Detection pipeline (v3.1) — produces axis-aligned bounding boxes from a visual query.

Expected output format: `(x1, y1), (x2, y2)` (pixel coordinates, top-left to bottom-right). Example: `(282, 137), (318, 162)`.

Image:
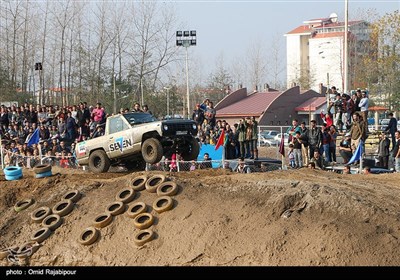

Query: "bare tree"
(230, 56), (247, 91)
(268, 33), (285, 90)
(246, 39), (268, 91)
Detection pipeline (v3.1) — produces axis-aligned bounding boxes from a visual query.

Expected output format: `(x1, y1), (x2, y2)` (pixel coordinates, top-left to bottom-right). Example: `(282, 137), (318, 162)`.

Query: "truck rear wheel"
(182, 137), (200, 161)
(141, 138), (163, 164)
(89, 150), (111, 173)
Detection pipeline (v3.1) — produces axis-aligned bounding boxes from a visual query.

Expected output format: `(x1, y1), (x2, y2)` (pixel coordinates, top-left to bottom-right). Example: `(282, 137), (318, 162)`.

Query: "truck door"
(106, 116), (134, 158)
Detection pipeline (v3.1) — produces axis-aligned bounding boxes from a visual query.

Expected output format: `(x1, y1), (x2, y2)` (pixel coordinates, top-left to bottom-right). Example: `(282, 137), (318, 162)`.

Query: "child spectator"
(288, 144), (295, 168)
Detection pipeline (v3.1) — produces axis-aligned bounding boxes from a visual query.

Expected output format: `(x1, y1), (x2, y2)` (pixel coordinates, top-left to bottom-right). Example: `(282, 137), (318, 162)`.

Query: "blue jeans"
(322, 144), (331, 162)
(395, 157), (400, 173)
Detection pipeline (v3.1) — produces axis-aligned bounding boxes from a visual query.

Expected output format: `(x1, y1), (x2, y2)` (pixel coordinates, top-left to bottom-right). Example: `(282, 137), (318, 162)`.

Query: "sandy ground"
(1, 147), (400, 266)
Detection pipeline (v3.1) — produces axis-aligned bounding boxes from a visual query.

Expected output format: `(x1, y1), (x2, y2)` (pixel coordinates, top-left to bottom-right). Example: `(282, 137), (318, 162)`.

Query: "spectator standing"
(288, 144), (295, 168)
(0, 106), (9, 131)
(77, 102), (91, 127)
(286, 119), (301, 144)
(192, 104), (205, 126)
(349, 112), (366, 153)
(237, 118), (247, 159)
(329, 125), (338, 163)
(66, 112), (77, 142)
(91, 103), (104, 130)
(250, 116), (258, 160)
(307, 119), (322, 160)
(377, 132), (390, 169)
(293, 131), (303, 168)
(205, 101), (216, 128)
(385, 113), (398, 151)
(358, 91), (369, 131)
(320, 124), (332, 162)
(299, 121), (309, 165)
(392, 131), (400, 173)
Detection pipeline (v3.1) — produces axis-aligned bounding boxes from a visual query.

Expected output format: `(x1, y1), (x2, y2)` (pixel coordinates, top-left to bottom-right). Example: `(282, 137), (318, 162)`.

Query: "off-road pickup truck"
(75, 112), (199, 173)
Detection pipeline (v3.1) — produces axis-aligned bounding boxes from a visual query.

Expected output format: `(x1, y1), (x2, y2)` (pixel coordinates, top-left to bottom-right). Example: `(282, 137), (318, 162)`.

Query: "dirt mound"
(1, 166), (400, 266)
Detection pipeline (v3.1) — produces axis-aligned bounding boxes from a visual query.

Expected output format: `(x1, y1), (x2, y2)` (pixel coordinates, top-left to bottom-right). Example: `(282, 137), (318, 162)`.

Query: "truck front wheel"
(141, 138), (163, 164)
(88, 150), (111, 173)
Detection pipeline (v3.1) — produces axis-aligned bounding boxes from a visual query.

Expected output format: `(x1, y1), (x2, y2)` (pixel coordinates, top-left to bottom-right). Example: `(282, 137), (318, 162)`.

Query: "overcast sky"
(174, 0), (400, 83)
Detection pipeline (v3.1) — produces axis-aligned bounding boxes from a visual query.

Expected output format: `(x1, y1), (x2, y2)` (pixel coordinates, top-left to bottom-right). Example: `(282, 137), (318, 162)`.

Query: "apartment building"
(285, 13), (370, 93)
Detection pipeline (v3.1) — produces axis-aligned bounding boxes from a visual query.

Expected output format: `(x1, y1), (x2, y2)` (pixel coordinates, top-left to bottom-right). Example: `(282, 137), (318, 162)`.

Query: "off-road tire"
(88, 150), (111, 173)
(78, 227), (99, 246)
(157, 181), (178, 197)
(30, 206), (52, 223)
(141, 138), (163, 164)
(134, 229), (154, 246)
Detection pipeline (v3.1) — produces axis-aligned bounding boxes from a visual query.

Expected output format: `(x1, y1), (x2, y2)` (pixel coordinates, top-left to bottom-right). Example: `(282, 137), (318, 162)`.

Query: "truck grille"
(162, 121), (197, 136)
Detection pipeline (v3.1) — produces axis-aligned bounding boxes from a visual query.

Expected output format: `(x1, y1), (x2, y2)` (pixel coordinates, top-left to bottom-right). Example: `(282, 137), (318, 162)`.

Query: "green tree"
(361, 10), (400, 111)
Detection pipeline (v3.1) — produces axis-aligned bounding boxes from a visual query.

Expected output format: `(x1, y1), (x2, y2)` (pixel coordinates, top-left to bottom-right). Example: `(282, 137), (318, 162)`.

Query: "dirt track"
(1, 163), (400, 266)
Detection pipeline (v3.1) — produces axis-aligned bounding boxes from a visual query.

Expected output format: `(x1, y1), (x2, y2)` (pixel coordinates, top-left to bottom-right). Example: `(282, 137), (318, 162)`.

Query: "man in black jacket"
(307, 119), (322, 160)
(385, 113), (398, 151)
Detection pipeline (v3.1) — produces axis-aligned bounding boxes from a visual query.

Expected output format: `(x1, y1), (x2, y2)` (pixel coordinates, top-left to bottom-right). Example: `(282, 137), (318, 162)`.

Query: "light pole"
(176, 30), (196, 119)
(164, 86), (171, 117)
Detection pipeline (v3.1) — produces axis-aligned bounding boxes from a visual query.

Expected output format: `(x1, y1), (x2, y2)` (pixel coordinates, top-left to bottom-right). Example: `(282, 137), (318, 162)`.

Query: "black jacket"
(385, 117), (398, 134)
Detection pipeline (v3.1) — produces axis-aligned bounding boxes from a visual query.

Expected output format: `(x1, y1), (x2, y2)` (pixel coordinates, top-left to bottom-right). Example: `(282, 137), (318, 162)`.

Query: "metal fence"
(146, 159), (282, 173)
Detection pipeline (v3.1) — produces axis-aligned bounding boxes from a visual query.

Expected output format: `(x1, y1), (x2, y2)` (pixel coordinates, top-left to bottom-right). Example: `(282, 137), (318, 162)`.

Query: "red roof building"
(215, 86), (325, 126)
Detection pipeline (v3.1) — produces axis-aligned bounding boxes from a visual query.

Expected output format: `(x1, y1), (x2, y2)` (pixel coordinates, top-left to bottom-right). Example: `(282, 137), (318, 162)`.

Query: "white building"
(285, 13), (370, 93)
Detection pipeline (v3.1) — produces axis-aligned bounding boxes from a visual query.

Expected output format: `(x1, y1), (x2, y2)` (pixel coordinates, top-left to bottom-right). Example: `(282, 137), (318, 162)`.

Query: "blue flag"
(27, 128), (40, 146)
(347, 140), (363, 165)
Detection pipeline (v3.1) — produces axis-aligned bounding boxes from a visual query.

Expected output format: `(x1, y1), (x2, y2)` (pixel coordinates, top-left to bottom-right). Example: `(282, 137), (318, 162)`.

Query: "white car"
(274, 133), (290, 145)
(260, 130), (280, 138)
(259, 135), (278, 146)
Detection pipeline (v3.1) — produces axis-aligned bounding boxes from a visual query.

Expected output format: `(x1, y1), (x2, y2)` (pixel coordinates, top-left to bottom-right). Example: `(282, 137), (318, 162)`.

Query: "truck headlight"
(163, 125), (168, 131)
(192, 124), (197, 130)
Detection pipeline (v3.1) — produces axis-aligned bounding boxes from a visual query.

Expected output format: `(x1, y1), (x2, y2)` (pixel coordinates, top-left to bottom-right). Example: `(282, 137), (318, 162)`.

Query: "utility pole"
(164, 86), (171, 117)
(176, 30), (196, 119)
(113, 74), (117, 114)
(344, 0), (349, 93)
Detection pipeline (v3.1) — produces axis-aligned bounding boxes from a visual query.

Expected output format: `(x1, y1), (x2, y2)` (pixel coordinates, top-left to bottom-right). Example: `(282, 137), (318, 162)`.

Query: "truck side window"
(109, 117), (130, 134)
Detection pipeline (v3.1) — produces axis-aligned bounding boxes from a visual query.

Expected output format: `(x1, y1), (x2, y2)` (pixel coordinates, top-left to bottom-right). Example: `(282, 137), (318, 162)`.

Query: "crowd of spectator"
(1, 89), (399, 174)
(0, 101), (109, 169)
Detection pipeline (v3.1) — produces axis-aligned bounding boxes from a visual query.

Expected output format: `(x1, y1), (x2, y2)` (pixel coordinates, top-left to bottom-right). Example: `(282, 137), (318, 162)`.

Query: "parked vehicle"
(260, 130), (280, 139)
(379, 119), (390, 131)
(259, 135), (278, 146)
(274, 133), (290, 145)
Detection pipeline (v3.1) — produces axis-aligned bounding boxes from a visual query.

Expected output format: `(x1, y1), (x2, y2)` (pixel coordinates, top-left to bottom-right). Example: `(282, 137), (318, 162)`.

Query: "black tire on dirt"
(88, 150), (111, 173)
(141, 138), (163, 164)
(182, 137), (200, 161)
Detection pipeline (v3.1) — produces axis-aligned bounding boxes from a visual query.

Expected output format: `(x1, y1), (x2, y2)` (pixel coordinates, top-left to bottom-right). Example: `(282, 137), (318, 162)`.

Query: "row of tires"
(3, 164), (53, 182)
(129, 174), (178, 246)
(28, 190), (81, 245)
(1, 190), (82, 264)
(78, 174), (178, 247)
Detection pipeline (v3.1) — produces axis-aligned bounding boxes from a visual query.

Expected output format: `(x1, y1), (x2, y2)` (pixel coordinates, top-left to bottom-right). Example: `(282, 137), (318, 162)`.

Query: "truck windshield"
(122, 112), (157, 125)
